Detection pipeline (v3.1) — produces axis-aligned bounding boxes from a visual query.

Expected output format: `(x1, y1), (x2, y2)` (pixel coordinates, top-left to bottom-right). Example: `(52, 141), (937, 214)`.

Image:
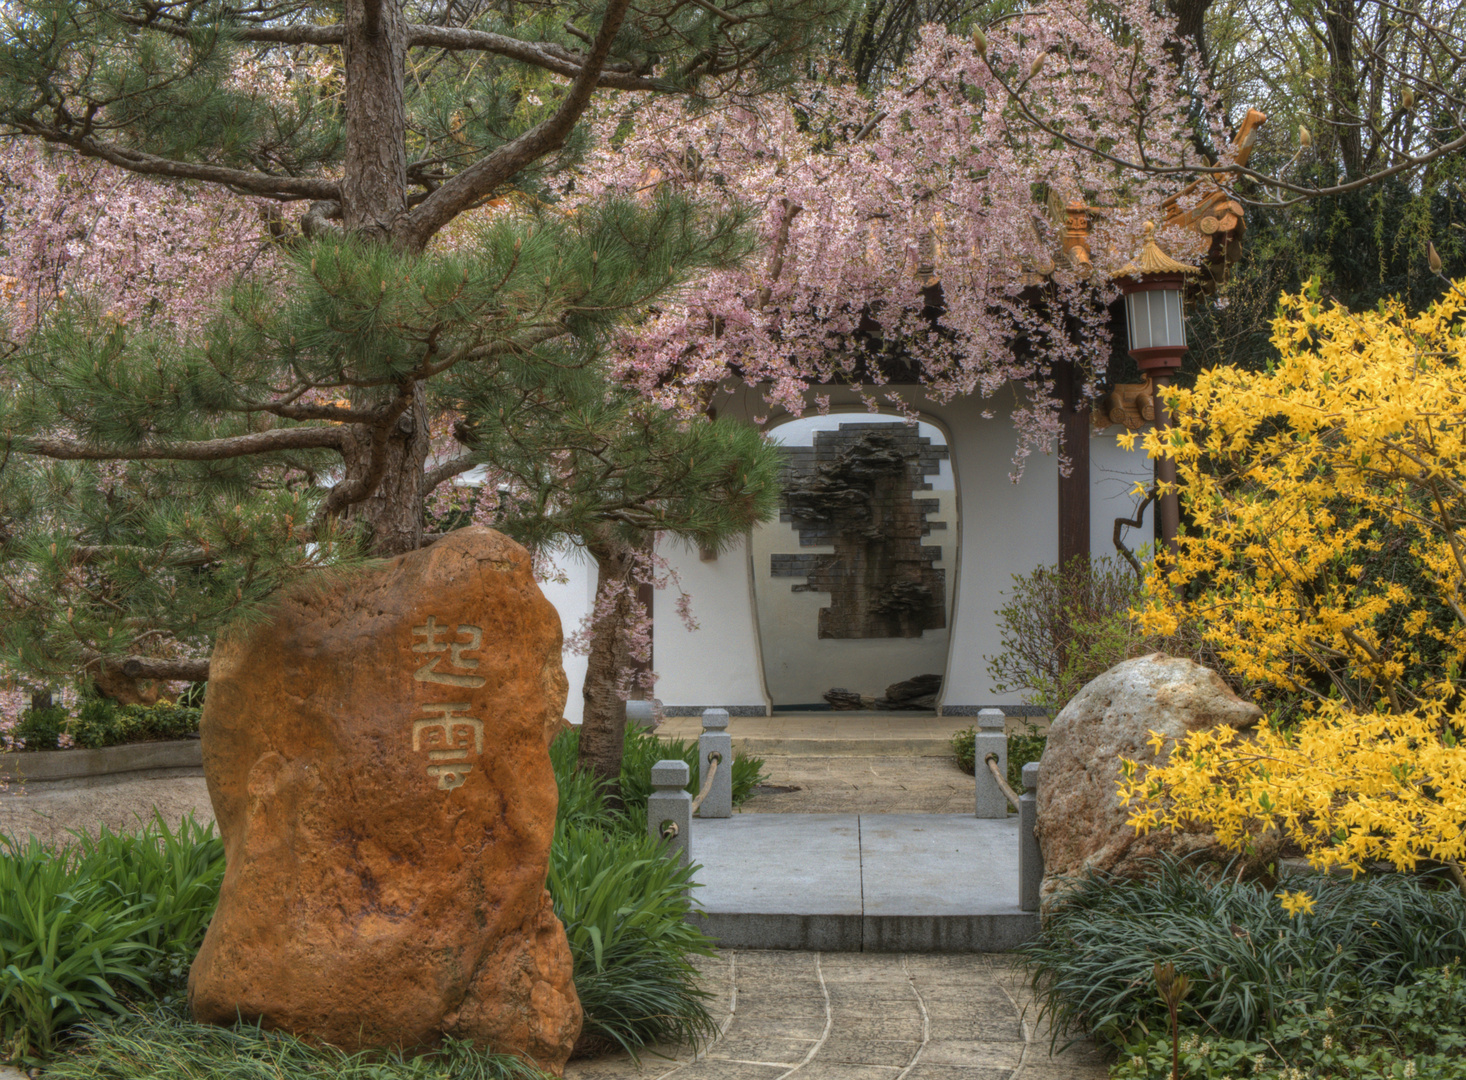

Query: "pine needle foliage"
(0, 0), (845, 694)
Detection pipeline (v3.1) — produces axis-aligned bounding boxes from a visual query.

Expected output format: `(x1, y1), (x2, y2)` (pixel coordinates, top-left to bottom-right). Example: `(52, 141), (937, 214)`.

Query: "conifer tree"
(0, 0), (841, 692)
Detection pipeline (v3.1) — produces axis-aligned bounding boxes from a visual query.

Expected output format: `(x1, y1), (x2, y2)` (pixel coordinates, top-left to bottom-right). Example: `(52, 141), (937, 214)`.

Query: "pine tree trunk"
(577, 539), (640, 809)
(340, 382), (431, 555)
(337, 0), (426, 555)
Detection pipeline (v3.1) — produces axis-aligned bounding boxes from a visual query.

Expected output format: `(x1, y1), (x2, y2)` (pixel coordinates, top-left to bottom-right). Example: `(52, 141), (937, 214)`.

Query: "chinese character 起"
(411, 617), (487, 687)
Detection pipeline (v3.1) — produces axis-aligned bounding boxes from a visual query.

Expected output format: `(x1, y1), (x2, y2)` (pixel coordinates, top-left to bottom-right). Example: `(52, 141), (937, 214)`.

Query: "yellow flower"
(1277, 890), (1316, 918)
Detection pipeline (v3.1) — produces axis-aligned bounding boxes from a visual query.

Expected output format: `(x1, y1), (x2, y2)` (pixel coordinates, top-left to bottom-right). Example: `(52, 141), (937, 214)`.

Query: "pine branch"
(116, 19), (660, 90)
(404, 26), (659, 90)
(424, 452), (482, 493)
(17, 427), (346, 461)
(71, 545), (214, 568)
(8, 121), (341, 202)
(79, 649), (211, 683)
(398, 0), (634, 249)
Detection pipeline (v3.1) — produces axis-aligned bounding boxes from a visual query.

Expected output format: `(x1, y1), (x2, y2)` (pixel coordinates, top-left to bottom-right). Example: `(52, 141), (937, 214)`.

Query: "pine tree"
(446, 354), (782, 799)
(0, 0), (840, 693)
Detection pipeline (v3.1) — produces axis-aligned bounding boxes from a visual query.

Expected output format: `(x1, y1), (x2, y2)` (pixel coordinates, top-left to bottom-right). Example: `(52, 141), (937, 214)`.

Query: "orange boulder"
(188, 527), (580, 1073)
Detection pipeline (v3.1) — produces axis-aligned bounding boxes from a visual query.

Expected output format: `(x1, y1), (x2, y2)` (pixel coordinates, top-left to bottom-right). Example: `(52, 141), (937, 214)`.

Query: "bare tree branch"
(120, 655), (211, 682)
(424, 452), (483, 493)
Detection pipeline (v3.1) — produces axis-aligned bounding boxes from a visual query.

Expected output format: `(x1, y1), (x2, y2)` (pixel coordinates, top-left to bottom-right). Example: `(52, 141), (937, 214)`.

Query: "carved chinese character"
(413, 702), (484, 756)
(426, 762), (473, 791)
(411, 617), (487, 687)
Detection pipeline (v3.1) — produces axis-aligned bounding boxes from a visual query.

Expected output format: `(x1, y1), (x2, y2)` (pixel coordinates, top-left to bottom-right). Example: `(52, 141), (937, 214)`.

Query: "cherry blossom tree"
(576, 13), (1224, 468)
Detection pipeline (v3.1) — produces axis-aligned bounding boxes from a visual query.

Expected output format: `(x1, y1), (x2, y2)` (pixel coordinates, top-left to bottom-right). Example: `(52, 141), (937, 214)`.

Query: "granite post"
(697, 709), (733, 818)
(1019, 762), (1042, 912)
(974, 708), (1009, 818)
(648, 759), (691, 866)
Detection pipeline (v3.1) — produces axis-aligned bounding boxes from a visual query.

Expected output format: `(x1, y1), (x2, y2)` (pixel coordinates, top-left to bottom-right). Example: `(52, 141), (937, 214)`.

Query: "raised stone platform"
(688, 814), (1037, 952)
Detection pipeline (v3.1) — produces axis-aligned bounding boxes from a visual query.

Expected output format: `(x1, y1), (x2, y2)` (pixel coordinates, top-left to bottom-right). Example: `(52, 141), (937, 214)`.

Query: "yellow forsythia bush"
(1117, 279), (1466, 891)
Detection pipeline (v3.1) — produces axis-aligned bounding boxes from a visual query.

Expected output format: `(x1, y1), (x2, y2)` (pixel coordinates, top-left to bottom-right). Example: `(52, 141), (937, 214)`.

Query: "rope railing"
(659, 821), (680, 840)
(985, 753), (1021, 813)
(690, 751), (723, 815)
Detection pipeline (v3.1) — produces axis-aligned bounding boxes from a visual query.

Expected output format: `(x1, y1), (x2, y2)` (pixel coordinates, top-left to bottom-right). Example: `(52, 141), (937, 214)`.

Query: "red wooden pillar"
(1055, 359), (1091, 571)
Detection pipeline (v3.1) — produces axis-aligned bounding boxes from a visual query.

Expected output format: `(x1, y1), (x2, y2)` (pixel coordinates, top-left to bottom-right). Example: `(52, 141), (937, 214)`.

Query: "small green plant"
(11, 705), (68, 750)
(949, 725), (976, 773)
(43, 1009), (548, 1080)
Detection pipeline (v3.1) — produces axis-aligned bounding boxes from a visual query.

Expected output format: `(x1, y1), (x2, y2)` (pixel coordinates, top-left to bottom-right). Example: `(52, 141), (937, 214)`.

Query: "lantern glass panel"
(1124, 287), (1186, 351)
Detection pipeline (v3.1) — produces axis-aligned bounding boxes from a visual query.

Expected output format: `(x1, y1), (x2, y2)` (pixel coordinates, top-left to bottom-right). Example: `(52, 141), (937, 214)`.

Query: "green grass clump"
(1114, 963), (1466, 1079)
(546, 722), (726, 1058)
(0, 815), (224, 1063)
(42, 1010), (547, 1080)
(1019, 857), (1466, 1052)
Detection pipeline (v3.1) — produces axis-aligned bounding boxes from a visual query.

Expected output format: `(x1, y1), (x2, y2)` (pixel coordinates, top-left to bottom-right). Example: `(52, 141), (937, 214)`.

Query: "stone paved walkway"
(738, 757), (975, 815)
(567, 950), (1107, 1080)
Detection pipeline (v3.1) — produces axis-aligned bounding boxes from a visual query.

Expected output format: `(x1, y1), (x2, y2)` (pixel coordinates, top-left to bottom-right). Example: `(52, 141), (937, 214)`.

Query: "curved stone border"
(0, 738), (202, 784)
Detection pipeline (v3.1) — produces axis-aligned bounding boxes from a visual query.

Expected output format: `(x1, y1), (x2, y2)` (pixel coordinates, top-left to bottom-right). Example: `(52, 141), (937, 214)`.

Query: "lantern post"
(1115, 222), (1197, 558)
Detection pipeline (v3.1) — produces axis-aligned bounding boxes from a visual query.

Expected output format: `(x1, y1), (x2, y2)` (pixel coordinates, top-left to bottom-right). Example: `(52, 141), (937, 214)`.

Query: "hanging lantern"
(1115, 222), (1198, 375)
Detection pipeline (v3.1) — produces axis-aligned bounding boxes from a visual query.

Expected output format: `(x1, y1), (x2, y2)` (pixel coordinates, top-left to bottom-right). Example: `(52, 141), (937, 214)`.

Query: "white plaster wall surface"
(651, 535), (769, 713)
(752, 417), (956, 706)
(534, 544), (595, 725)
(534, 385), (1152, 716)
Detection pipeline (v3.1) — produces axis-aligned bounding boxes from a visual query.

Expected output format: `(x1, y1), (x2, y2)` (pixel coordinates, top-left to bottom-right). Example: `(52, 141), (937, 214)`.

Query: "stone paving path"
(567, 950), (1108, 1080)
(738, 757), (975, 815)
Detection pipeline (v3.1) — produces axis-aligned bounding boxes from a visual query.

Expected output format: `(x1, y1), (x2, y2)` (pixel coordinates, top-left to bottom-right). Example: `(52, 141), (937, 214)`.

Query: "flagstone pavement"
(566, 949), (1109, 1080)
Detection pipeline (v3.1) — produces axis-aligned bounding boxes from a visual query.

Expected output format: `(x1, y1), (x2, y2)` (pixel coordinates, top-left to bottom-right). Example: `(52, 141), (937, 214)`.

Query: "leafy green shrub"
(68, 700), (201, 750)
(0, 815), (224, 1064)
(548, 822), (715, 1058)
(1006, 723), (1045, 791)
(43, 1009), (547, 1080)
(949, 723), (1046, 794)
(1114, 964), (1466, 1079)
(986, 555), (1147, 713)
(1019, 857), (1466, 1052)
(12, 705), (68, 750)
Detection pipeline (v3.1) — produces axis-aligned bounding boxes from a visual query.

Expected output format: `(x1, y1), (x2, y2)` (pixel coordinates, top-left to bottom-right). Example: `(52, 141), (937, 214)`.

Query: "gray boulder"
(1034, 653), (1263, 906)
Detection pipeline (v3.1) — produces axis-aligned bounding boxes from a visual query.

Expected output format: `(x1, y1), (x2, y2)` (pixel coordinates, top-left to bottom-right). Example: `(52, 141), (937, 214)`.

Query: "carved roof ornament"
(1115, 222), (1199, 279)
